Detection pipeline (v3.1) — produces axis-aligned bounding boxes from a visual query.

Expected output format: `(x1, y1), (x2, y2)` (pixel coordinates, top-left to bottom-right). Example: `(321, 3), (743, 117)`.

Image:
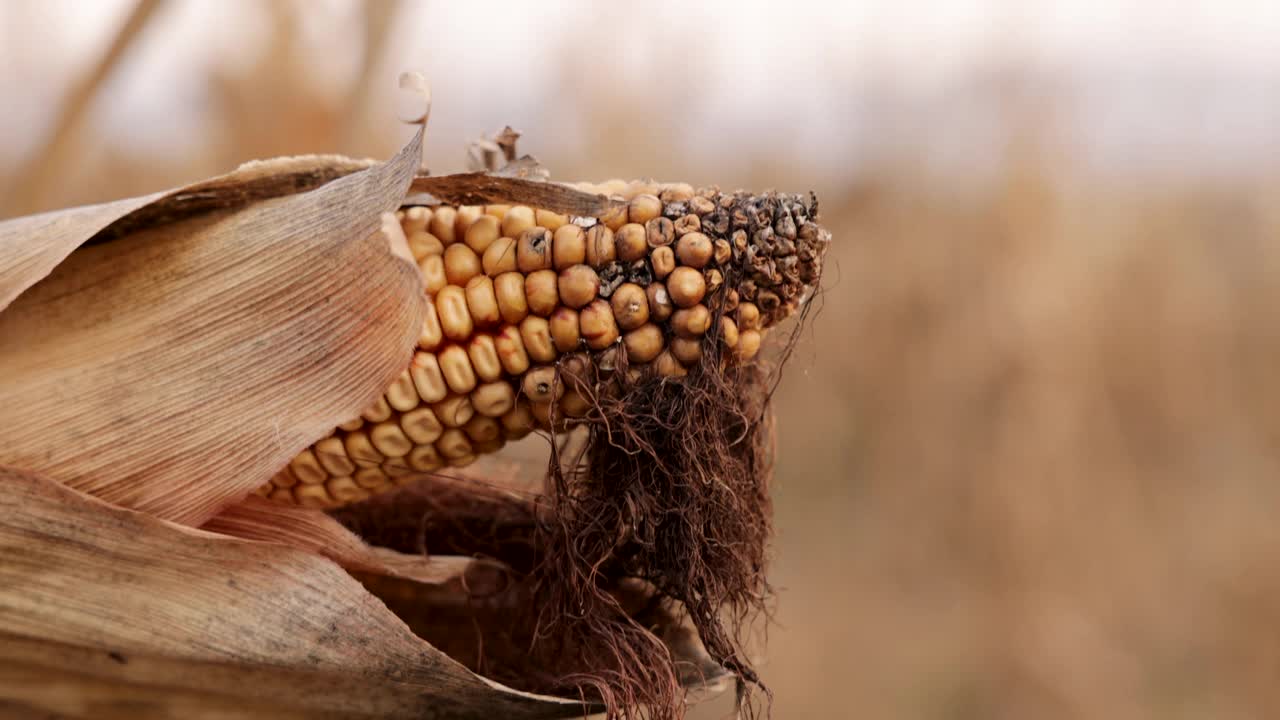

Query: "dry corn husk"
(0, 128), (722, 716)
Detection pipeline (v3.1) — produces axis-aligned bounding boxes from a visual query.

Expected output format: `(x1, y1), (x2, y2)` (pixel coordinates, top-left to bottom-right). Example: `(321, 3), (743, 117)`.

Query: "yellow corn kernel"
(444, 243), (482, 286)
(467, 334), (503, 382)
(464, 276), (501, 327)
(435, 286), (474, 342)
(385, 369), (420, 412)
(410, 351), (448, 403)
(495, 324), (532, 374)
(438, 345), (477, 395)
(482, 236), (519, 276)
(494, 272), (528, 324)
(552, 224), (586, 269)
(519, 315), (558, 363)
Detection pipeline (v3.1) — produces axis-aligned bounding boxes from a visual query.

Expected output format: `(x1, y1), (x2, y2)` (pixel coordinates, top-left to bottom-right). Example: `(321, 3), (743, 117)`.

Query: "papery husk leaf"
(0, 466), (588, 719)
(0, 134), (424, 525)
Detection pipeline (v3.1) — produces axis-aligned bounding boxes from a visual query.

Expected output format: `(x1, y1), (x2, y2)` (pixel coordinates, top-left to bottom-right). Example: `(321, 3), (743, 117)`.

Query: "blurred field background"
(5, 1), (1280, 718)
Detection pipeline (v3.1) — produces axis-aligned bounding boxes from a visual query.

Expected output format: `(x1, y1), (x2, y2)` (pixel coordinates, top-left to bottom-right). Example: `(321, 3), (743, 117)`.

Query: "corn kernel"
(406, 444), (443, 472)
(482, 236), (519, 276)
(500, 399), (536, 439)
(645, 217), (674, 248)
(519, 315), (558, 363)
(655, 349), (687, 377)
(353, 466), (391, 490)
(294, 484), (335, 508)
(433, 395), (475, 427)
(550, 307), (582, 353)
(444, 243), (482, 286)
(410, 351), (448, 403)
(672, 304), (711, 338)
(454, 205), (484, 237)
(463, 415), (502, 444)
(464, 214), (501, 254)
(401, 206), (431, 235)
(467, 334), (502, 382)
(418, 296), (444, 351)
(552, 224), (587, 269)
(464, 275), (501, 327)
(736, 329), (762, 361)
(615, 223), (648, 262)
(436, 428), (473, 460)
(494, 272), (528, 324)
(419, 255), (447, 294)
(675, 232), (713, 268)
(579, 298), (620, 350)
(523, 366), (562, 403)
(669, 336), (703, 366)
(327, 476), (369, 504)
(646, 283), (673, 323)
(495, 325), (532, 374)
(600, 203), (628, 231)
(517, 227), (554, 273)
(524, 269), (559, 316)
(385, 369), (419, 412)
(720, 315), (740, 349)
(436, 286), (474, 341)
(585, 225), (616, 267)
(370, 421), (413, 458)
(439, 344), (478, 394)
(650, 246), (675, 279)
(408, 231), (444, 261)
(737, 302), (761, 330)
(344, 431), (384, 467)
(536, 209), (567, 230)
(472, 380), (516, 417)
(557, 265), (600, 309)
(400, 406), (443, 444)
(628, 194), (662, 224)
(315, 437), (355, 476)
(560, 389), (592, 418)
(429, 206), (458, 244)
(624, 323), (664, 363)
(289, 450), (327, 485)
(360, 396), (392, 423)
(666, 266), (706, 308)
(502, 206), (536, 238)
(611, 283), (649, 330)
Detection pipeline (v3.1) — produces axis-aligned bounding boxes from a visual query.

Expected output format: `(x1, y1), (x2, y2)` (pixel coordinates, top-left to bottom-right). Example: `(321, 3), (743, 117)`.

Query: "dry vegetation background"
(5, 1), (1280, 718)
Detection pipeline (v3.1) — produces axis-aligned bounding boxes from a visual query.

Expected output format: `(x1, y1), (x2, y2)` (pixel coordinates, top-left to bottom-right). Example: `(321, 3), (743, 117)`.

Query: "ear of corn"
(261, 180), (830, 507)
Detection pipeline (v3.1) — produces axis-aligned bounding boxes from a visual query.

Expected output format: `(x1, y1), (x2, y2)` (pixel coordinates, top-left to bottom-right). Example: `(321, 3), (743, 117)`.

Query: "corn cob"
(260, 179), (830, 507)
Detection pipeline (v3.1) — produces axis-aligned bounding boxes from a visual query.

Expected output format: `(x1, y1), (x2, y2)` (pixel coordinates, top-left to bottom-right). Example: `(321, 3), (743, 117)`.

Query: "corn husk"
(0, 129), (724, 717)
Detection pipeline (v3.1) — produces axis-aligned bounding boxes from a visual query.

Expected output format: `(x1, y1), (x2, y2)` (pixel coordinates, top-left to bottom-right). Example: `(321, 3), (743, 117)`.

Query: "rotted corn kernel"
(650, 246), (676, 279)
(579, 299), (620, 350)
(557, 265), (600, 309)
(666, 267), (706, 308)
(645, 217), (674, 248)
(517, 228), (553, 273)
(550, 307), (581, 353)
(646, 283), (673, 323)
(553, 225), (586, 269)
(522, 366), (562, 403)
(585, 225), (616, 267)
(673, 214), (700, 237)
(624, 323), (664, 363)
(611, 283), (650, 330)
(436, 286), (474, 341)
(494, 272), (528, 324)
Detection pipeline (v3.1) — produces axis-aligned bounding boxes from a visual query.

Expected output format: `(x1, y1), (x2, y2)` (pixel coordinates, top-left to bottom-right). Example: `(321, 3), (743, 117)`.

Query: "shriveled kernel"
(495, 325), (532, 373)
(464, 214), (501, 254)
(454, 206), (484, 237)
(289, 450), (327, 485)
(655, 349), (688, 377)
(585, 225), (616, 267)
(611, 283), (650, 330)
(675, 232), (713, 268)
(646, 283), (674, 323)
(650, 246), (676, 279)
(337, 418), (363, 432)
(361, 395), (392, 423)
(522, 366), (563, 403)
(725, 289), (740, 312)
(401, 206), (431, 235)
(672, 304), (712, 338)
(467, 334), (502, 382)
(666, 266), (707, 308)
(629, 194), (662, 224)
(713, 239), (733, 265)
(471, 381), (516, 417)
(408, 231), (444, 261)
(406, 444), (443, 472)
(500, 400), (536, 438)
(560, 389), (592, 418)
(624, 323), (665, 363)
(737, 329), (762, 361)
(524, 269), (559, 316)
(370, 421), (413, 458)
(494, 272), (528, 324)
(578, 299), (620, 350)
(419, 255), (447, 294)
(517, 227), (554, 273)
(327, 476), (369, 504)
(464, 275), (501, 327)
(519, 315), (558, 362)
(400, 406), (443, 445)
(659, 183), (694, 203)
(294, 484), (334, 508)
(690, 195), (716, 215)
(614, 224), (648, 262)
(552, 224), (587, 269)
(439, 345), (478, 394)
(411, 351), (448, 403)
(502, 206), (537, 238)
(386, 369), (419, 412)
(557, 265), (600, 309)
(550, 307), (581, 352)
(429, 206), (458, 244)
(536, 209), (567, 230)
(433, 395), (475, 427)
(482, 236), (519, 276)
(435, 286), (474, 341)
(436, 428), (473, 460)
(315, 437), (356, 476)
(600, 203), (628, 231)
(704, 268), (724, 296)
(645, 217), (674, 248)
(344, 431), (384, 467)
(353, 467), (391, 490)
(670, 336), (703, 366)
(444, 243), (482, 286)
(673, 214), (700, 237)
(463, 415), (502, 444)
(721, 315), (740, 348)
(737, 302), (761, 330)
